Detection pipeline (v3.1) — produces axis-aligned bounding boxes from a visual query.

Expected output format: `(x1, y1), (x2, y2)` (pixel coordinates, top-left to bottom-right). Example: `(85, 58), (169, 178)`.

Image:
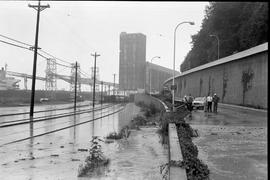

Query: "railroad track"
(0, 103), (91, 117)
(0, 104), (114, 128)
(0, 104), (125, 147)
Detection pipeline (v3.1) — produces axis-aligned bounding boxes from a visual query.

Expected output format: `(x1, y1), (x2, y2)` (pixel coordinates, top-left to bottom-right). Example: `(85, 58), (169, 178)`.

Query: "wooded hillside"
(180, 2), (268, 72)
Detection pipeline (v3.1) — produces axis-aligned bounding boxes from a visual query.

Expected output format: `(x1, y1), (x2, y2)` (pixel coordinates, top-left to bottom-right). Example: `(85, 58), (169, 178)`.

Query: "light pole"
(172, 21), (194, 112)
(149, 56), (160, 95)
(210, 34), (220, 60)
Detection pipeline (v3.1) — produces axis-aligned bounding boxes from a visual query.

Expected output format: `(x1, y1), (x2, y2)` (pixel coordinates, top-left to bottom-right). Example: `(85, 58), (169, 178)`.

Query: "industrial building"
(119, 32), (146, 91)
(146, 62), (179, 94)
(119, 32), (178, 94)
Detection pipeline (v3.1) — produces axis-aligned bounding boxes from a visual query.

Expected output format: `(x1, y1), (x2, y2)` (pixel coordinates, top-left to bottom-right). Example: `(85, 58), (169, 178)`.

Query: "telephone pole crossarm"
(28, 4), (50, 12)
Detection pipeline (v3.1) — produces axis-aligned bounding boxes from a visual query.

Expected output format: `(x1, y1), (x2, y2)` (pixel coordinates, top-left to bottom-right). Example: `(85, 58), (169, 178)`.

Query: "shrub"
(106, 132), (122, 140)
(175, 120), (210, 180)
(132, 115), (147, 126)
(78, 136), (109, 177)
(149, 102), (159, 115)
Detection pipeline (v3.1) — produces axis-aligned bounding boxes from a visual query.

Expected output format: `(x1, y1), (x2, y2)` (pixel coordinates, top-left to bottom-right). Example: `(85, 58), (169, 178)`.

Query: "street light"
(210, 34), (220, 60)
(149, 56), (160, 95)
(172, 21), (194, 112)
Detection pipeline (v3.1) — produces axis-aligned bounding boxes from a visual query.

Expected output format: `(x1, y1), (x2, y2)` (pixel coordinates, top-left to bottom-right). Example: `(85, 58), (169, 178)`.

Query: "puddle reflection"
(29, 119), (34, 159)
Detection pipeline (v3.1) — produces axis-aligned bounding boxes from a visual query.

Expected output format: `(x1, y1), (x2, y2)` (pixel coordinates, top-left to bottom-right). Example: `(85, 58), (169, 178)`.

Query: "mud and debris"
(50, 154), (59, 157)
(71, 158), (80, 161)
(78, 148), (88, 152)
(189, 107), (267, 180)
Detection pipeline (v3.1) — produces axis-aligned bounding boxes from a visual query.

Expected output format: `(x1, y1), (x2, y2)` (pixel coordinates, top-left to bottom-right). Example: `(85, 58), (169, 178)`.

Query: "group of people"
(204, 93), (220, 113)
(183, 93), (220, 114)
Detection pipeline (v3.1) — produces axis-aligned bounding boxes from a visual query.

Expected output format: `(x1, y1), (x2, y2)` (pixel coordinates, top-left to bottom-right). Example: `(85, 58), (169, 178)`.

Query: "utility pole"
(74, 62), (78, 110)
(91, 52), (100, 108)
(101, 81), (103, 105)
(89, 83), (92, 101)
(29, 0), (50, 118)
(113, 73), (116, 96)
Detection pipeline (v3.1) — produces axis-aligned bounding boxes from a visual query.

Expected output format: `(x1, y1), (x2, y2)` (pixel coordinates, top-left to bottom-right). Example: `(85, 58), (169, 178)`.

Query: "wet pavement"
(0, 103), (168, 180)
(186, 105), (267, 180)
(0, 101), (91, 116)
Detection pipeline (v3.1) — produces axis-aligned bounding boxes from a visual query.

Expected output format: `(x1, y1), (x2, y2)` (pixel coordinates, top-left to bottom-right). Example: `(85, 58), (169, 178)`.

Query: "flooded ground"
(0, 101), (91, 115)
(0, 103), (168, 180)
(187, 105), (267, 180)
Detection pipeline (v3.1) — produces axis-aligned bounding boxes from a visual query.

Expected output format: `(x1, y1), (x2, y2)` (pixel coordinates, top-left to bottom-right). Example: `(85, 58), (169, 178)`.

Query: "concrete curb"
(157, 97), (187, 179)
(169, 123), (187, 180)
(152, 96), (170, 112)
(219, 103), (267, 113)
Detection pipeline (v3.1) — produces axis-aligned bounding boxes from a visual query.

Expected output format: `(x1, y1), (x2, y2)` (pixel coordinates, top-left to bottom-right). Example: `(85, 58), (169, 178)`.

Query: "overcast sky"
(0, 1), (209, 91)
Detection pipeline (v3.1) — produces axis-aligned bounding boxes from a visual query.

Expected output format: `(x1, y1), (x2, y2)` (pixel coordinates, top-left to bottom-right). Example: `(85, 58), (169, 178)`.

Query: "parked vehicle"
(192, 97), (206, 110)
(40, 98), (49, 103)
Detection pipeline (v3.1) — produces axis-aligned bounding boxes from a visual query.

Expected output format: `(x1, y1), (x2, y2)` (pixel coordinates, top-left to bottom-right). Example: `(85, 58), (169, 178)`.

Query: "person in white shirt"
(207, 94), (213, 112)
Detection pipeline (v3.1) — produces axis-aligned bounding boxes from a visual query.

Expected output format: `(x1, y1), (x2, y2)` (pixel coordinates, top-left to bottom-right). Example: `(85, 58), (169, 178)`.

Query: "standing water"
(0, 103), (168, 180)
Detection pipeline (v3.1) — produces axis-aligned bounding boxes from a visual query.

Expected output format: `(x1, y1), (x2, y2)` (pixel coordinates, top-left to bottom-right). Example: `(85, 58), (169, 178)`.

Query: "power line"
(80, 69), (91, 78)
(36, 51), (72, 68)
(0, 34), (33, 47)
(78, 70), (90, 78)
(0, 39), (30, 50)
(0, 34), (72, 68)
(39, 49), (72, 65)
(55, 61), (72, 68)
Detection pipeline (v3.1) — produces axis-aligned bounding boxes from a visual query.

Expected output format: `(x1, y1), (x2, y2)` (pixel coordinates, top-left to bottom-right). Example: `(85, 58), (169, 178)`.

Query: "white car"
(192, 97), (206, 110)
(40, 98), (49, 103)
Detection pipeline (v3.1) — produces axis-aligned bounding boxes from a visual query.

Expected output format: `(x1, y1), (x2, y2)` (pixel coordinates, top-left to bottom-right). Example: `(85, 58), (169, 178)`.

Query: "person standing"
(204, 95), (208, 112)
(183, 95), (188, 109)
(188, 94), (194, 111)
(213, 93), (220, 113)
(187, 94), (194, 117)
(207, 94), (213, 112)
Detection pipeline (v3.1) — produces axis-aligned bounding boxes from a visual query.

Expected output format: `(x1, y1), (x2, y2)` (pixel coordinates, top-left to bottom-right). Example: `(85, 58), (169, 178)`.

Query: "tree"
(180, 2), (268, 72)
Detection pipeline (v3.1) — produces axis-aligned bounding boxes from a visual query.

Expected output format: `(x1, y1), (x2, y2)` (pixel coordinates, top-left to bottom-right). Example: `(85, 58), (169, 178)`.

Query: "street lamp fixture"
(172, 21), (195, 112)
(209, 34), (220, 60)
(149, 56), (160, 95)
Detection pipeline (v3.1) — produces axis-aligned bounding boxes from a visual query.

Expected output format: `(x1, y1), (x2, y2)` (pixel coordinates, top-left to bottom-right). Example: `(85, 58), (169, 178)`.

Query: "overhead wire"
(0, 39), (31, 51)
(39, 49), (73, 65)
(80, 69), (92, 78)
(0, 33), (93, 80)
(78, 70), (90, 78)
(0, 33), (72, 69)
(0, 34), (33, 47)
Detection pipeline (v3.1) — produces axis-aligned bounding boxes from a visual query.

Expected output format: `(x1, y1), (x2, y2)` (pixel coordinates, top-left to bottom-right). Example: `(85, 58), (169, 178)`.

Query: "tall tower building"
(119, 32), (146, 91)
